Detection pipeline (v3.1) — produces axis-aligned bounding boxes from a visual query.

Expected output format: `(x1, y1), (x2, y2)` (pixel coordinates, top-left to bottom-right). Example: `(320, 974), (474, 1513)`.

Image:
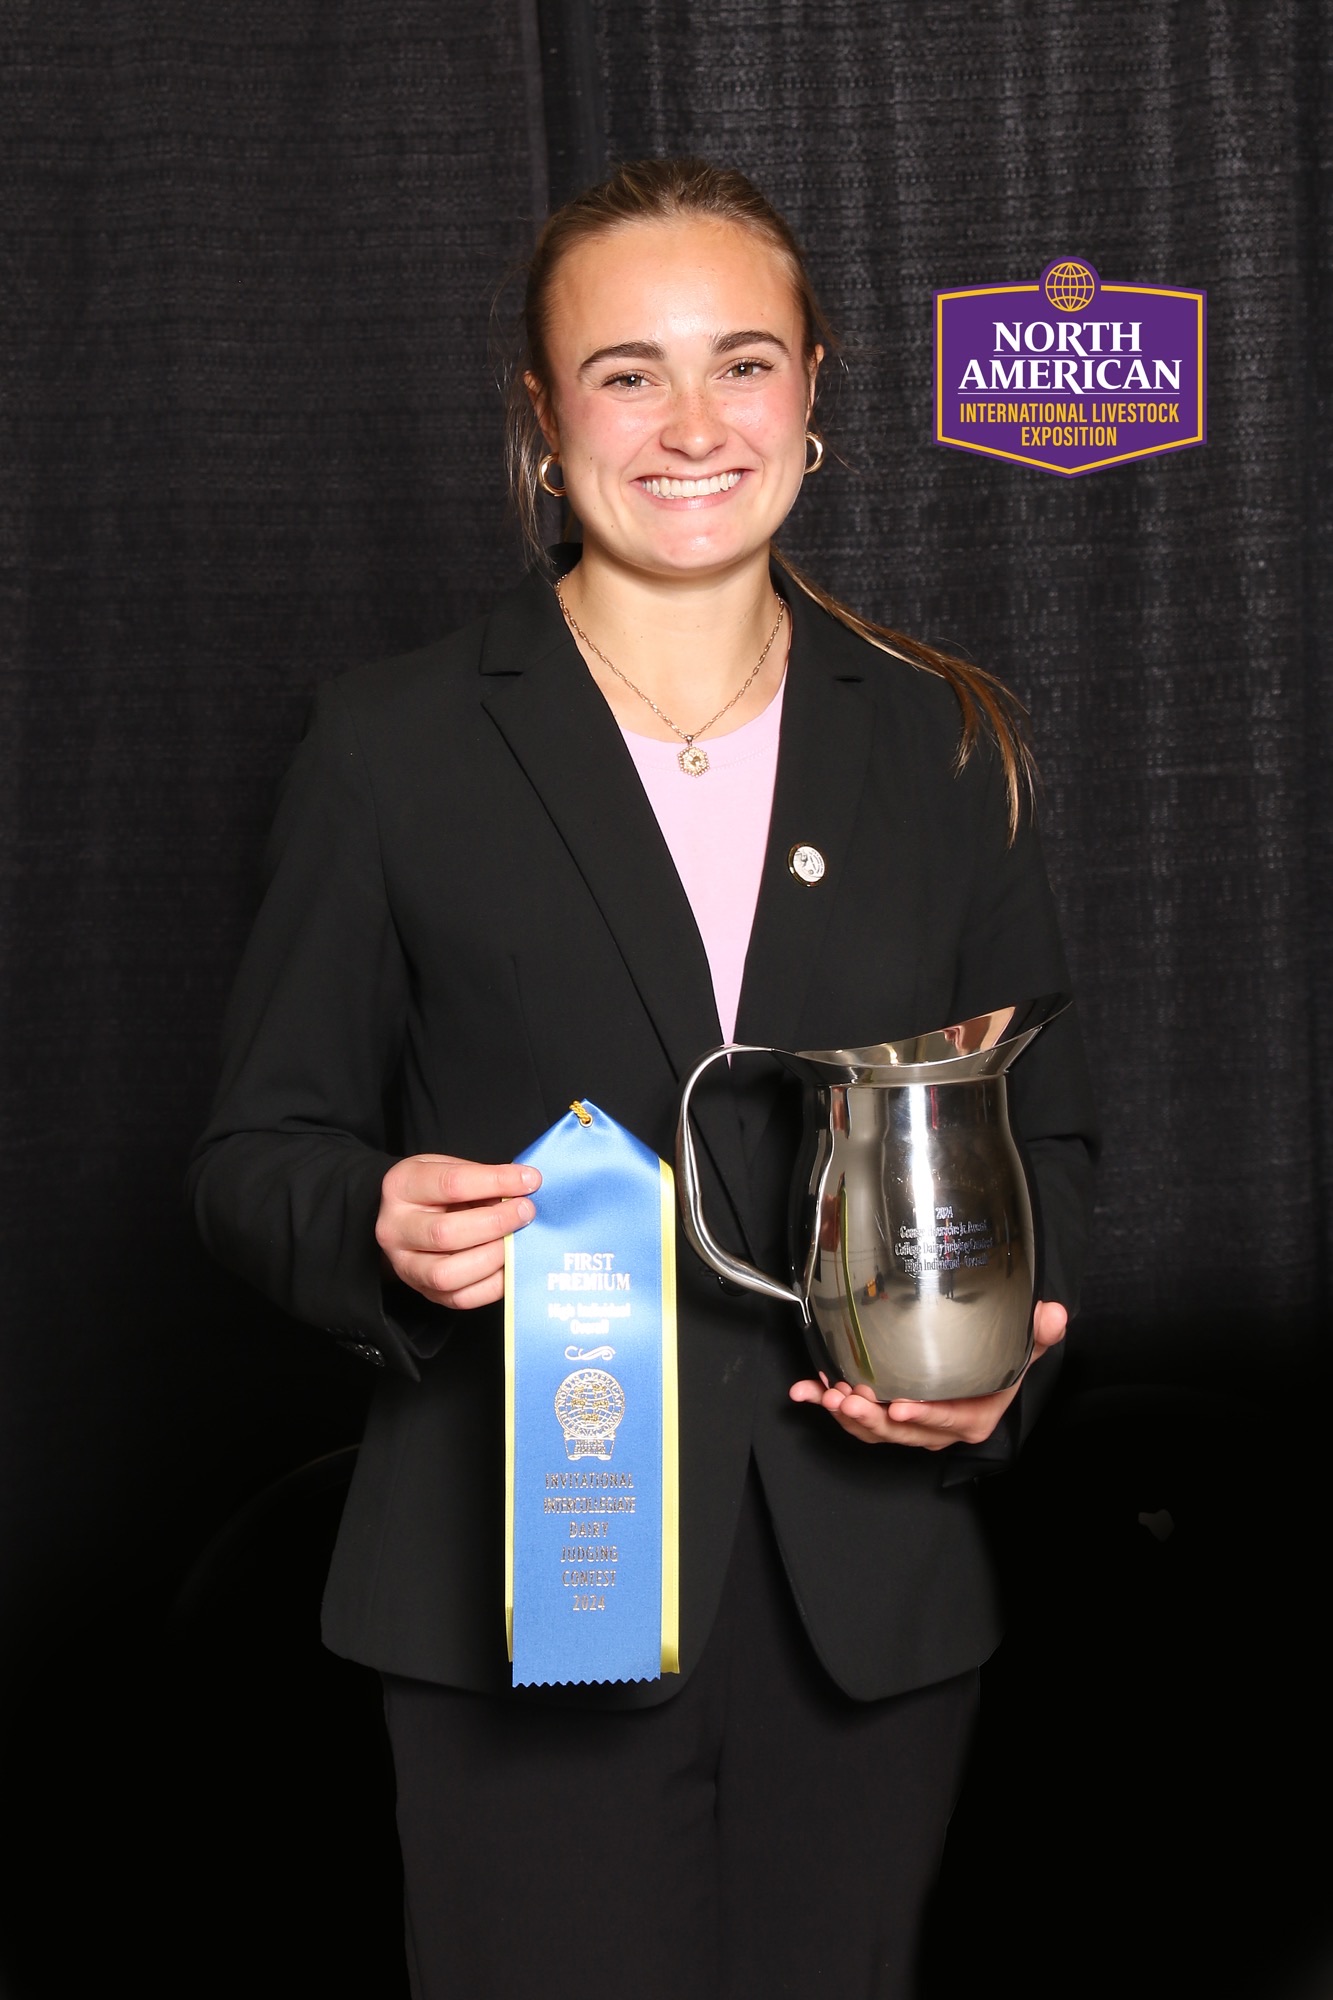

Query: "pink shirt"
(620, 677), (786, 1043)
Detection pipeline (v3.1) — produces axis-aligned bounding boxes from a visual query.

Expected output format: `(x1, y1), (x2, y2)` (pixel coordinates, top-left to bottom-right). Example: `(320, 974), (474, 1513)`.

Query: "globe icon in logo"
(1044, 260), (1096, 312)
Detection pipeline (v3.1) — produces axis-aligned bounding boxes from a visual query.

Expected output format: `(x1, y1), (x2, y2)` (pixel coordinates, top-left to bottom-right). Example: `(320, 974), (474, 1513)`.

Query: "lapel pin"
(788, 843), (826, 886)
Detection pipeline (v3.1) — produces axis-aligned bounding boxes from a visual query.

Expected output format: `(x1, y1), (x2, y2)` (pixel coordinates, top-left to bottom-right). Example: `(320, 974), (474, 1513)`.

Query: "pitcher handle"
(675, 1044), (809, 1323)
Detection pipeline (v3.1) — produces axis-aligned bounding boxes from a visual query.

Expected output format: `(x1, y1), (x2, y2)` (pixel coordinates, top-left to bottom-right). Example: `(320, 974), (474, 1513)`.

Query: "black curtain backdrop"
(1, 0), (543, 1659)
(1, 5), (1329, 1998)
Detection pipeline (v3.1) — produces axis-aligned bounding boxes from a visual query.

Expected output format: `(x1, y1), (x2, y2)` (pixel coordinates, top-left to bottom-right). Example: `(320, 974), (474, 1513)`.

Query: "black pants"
(383, 1464), (978, 2000)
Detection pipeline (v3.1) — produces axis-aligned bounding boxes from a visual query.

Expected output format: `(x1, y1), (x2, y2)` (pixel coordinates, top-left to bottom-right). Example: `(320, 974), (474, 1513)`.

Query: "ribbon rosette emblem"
(554, 1368), (626, 1462)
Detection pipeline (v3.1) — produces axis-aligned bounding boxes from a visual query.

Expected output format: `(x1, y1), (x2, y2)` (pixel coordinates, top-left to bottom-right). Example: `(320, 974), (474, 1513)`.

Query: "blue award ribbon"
(504, 1100), (680, 1687)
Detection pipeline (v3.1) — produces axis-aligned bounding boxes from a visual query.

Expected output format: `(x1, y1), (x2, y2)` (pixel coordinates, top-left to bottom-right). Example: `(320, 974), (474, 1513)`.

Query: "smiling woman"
(188, 156), (1097, 1999)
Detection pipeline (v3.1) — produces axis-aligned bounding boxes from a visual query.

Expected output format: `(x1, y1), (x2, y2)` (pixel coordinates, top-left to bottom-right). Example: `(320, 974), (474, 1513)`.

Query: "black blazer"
(188, 551), (1097, 1705)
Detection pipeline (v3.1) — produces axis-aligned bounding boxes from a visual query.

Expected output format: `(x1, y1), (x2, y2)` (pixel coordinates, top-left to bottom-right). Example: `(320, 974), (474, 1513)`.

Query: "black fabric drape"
(0, 3), (544, 1676)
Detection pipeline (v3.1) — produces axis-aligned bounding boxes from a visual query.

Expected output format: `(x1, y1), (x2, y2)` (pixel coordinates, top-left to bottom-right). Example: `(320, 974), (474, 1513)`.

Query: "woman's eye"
(604, 371), (649, 390)
(725, 359), (770, 379)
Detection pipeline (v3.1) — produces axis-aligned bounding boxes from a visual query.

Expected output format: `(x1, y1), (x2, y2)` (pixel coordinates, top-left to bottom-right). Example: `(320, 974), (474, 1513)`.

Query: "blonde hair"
(504, 157), (1034, 838)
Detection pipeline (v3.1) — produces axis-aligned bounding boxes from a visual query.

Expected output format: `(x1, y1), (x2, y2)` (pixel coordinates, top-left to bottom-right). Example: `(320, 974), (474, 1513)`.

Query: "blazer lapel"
(735, 579), (874, 1056)
(478, 558), (756, 1246)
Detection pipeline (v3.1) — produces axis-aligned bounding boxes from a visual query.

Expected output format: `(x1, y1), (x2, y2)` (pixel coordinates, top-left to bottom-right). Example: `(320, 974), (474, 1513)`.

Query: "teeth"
(642, 471), (743, 498)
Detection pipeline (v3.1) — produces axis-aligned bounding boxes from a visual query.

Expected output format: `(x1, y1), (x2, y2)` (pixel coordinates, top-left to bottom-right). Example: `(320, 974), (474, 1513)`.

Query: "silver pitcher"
(676, 997), (1068, 1403)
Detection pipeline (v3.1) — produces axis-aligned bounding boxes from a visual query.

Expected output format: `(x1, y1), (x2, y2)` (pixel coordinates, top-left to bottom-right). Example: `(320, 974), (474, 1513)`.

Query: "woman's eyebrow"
(712, 328), (789, 355)
(579, 328), (791, 372)
(579, 339), (666, 371)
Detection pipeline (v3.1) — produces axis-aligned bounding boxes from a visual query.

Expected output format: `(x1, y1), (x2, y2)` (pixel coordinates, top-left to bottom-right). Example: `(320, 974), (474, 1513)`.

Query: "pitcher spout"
(785, 991), (1069, 1086)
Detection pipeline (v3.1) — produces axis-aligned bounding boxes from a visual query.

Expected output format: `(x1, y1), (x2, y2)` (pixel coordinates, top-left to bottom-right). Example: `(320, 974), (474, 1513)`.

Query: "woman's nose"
(658, 385), (727, 458)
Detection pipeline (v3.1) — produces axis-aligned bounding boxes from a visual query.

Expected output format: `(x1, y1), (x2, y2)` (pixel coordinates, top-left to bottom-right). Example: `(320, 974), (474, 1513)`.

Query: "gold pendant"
(678, 743), (710, 777)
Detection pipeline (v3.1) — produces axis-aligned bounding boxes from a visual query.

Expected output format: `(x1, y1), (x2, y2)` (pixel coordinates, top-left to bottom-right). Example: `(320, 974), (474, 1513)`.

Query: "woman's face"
(530, 216), (820, 583)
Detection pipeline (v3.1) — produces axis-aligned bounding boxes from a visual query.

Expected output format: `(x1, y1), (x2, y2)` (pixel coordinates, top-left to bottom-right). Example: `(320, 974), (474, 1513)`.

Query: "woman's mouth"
(638, 470), (745, 499)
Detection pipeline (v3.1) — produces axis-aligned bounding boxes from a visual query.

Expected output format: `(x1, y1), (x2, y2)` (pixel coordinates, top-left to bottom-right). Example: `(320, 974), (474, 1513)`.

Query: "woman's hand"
(788, 1300), (1068, 1449)
(376, 1154), (542, 1310)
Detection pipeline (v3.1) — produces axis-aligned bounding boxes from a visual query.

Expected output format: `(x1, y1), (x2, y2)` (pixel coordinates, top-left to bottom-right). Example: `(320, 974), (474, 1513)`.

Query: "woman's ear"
(806, 343), (825, 421)
(524, 371), (558, 454)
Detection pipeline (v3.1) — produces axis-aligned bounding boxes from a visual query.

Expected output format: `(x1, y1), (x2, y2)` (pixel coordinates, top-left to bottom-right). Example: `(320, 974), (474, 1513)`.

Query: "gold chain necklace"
(555, 580), (787, 778)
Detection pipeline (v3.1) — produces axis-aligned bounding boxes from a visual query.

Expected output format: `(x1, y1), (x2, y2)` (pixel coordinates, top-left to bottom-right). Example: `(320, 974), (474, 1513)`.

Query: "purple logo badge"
(934, 258), (1206, 475)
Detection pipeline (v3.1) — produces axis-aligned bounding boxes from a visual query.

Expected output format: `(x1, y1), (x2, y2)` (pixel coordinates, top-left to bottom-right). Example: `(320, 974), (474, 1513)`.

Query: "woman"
(189, 158), (1096, 1998)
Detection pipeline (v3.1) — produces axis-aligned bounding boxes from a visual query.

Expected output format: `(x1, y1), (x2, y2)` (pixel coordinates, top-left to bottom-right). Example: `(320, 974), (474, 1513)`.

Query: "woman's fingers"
(789, 1298), (1070, 1447)
(377, 1152), (543, 1310)
(393, 1236), (509, 1306)
(1032, 1299), (1068, 1351)
(385, 1154), (541, 1208)
(832, 1386), (970, 1449)
(787, 1378), (1019, 1448)
(878, 1391), (1013, 1444)
(382, 1193), (536, 1257)
(435, 1268), (508, 1312)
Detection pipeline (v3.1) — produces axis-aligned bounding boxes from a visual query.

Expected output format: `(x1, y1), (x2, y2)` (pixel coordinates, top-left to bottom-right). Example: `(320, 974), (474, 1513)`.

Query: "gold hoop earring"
(803, 430), (826, 476)
(537, 453), (566, 499)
